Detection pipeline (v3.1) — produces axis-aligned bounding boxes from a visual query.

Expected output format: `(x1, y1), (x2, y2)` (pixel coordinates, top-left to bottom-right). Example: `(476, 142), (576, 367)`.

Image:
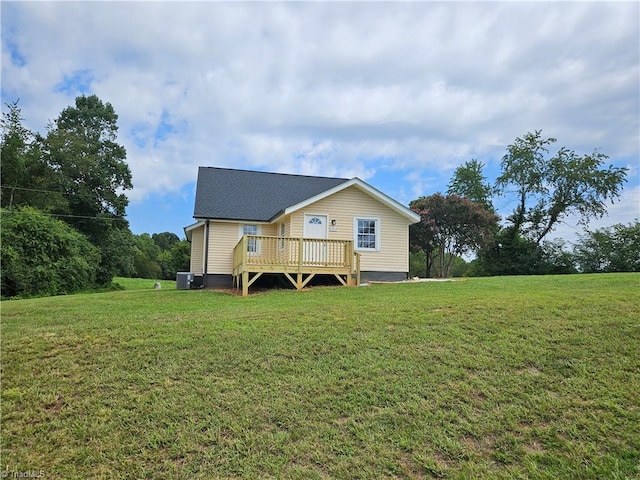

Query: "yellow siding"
(290, 186), (412, 273)
(194, 189), (411, 276)
(208, 222), (277, 274)
(189, 226), (205, 274)
(207, 222), (237, 274)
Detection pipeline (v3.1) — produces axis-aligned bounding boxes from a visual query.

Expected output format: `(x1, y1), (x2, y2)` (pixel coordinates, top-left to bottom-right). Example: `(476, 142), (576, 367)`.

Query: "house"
(184, 167), (420, 295)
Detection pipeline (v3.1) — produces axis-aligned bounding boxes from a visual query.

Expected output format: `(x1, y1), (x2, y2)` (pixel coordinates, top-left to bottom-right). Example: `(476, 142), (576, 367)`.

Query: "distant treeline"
(126, 232), (190, 281)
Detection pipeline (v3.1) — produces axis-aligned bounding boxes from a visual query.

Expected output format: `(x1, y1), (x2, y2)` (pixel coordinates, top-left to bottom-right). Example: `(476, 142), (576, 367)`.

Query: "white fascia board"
(192, 217), (271, 225)
(184, 220), (205, 241)
(282, 178), (421, 223)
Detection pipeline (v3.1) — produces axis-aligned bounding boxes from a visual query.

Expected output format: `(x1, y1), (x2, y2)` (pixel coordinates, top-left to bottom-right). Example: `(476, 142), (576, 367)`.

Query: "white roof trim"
(279, 178), (420, 223)
(184, 220), (205, 241)
(184, 218), (275, 240)
(193, 218), (271, 225)
(184, 220), (205, 232)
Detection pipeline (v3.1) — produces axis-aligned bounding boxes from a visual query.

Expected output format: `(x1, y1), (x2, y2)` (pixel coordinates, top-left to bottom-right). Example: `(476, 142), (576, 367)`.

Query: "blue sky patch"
(154, 110), (175, 145)
(5, 39), (26, 67)
(130, 123), (151, 149)
(1, 5), (26, 67)
(127, 184), (196, 237)
(54, 69), (94, 95)
(153, 110), (187, 147)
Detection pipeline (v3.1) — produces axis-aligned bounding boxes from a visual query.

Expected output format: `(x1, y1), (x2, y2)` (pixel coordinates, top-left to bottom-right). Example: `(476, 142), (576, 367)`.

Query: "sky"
(2, 1), (639, 245)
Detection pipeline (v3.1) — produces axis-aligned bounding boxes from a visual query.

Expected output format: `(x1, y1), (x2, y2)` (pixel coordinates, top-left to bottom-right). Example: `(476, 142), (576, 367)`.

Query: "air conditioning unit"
(176, 272), (194, 290)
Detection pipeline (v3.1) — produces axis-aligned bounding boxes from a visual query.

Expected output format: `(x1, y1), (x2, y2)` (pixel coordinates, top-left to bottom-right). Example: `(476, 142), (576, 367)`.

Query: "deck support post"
(346, 243), (354, 286)
(242, 271), (249, 296)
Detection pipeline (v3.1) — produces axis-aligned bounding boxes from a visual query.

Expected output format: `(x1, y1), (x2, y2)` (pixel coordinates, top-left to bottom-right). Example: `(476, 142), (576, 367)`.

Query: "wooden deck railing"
(233, 235), (361, 295)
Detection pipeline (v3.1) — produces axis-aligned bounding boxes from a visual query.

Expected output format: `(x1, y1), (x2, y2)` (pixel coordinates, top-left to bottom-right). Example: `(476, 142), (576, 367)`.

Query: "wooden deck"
(233, 235), (361, 296)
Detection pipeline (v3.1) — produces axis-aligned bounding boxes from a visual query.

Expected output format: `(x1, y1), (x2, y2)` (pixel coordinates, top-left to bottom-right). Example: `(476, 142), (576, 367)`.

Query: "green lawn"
(2, 274), (639, 479)
(112, 277), (177, 291)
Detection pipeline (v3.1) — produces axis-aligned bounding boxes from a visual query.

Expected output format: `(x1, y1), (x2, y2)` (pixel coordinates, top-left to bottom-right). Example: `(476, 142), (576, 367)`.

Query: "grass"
(1, 274), (639, 479)
(111, 277), (176, 291)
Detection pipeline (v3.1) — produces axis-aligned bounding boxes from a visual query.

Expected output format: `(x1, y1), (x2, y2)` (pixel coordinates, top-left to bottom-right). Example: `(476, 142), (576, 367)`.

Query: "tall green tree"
(152, 232), (180, 251)
(447, 159), (495, 213)
(496, 130), (627, 245)
(169, 240), (191, 275)
(410, 194), (499, 278)
(409, 206), (438, 278)
(573, 221), (640, 273)
(156, 239), (191, 280)
(132, 234), (162, 279)
(469, 228), (546, 277)
(43, 95), (133, 284)
(44, 95), (132, 227)
(0, 102), (61, 211)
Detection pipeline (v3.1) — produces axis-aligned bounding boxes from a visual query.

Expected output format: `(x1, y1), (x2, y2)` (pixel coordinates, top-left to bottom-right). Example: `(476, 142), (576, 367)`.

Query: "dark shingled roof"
(193, 167), (350, 222)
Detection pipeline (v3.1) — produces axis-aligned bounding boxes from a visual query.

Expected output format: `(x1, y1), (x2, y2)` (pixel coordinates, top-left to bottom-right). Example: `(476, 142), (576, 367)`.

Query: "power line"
(43, 212), (126, 222)
(1, 209), (127, 222)
(1, 185), (128, 222)
(1, 186), (127, 222)
(1, 185), (81, 195)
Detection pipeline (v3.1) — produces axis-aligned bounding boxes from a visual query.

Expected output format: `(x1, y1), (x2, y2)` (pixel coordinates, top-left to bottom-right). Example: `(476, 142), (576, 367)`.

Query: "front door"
(303, 215), (328, 264)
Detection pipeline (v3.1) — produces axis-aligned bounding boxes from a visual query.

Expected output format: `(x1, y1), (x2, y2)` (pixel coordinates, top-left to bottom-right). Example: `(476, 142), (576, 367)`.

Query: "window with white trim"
(354, 217), (380, 251)
(242, 224), (259, 253)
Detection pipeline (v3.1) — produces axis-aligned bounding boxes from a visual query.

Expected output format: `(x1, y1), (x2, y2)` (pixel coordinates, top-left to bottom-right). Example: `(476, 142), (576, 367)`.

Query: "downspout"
(203, 219), (210, 288)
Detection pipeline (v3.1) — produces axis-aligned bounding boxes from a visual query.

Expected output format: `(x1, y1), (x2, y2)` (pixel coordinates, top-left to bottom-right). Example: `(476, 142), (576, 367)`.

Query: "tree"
(410, 194), (499, 278)
(105, 228), (137, 278)
(573, 221), (640, 273)
(540, 238), (576, 274)
(43, 95), (133, 284)
(409, 205), (438, 278)
(116, 233), (190, 280)
(468, 228), (547, 277)
(132, 234), (162, 279)
(1, 207), (100, 298)
(1, 97), (137, 291)
(409, 250), (429, 278)
(166, 240), (191, 279)
(0, 102), (62, 211)
(447, 159), (495, 213)
(44, 95), (132, 226)
(410, 249), (468, 278)
(152, 232), (180, 251)
(496, 130), (627, 245)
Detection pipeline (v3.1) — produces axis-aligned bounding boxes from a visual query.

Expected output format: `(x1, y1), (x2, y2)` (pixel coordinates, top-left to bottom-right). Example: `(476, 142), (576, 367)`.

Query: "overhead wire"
(0, 185), (128, 222)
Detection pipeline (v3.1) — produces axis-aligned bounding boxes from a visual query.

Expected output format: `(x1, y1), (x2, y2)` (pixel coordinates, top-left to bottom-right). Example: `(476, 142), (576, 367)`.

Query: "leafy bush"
(1, 207), (100, 298)
(573, 221), (640, 272)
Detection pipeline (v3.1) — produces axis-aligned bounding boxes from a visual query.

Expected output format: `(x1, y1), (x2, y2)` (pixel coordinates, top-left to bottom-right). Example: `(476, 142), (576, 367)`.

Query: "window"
(243, 225), (259, 253)
(354, 218), (380, 251)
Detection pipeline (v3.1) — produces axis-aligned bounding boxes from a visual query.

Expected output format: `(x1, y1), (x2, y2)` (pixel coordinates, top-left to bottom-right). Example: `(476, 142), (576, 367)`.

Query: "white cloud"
(2, 1), (638, 226)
